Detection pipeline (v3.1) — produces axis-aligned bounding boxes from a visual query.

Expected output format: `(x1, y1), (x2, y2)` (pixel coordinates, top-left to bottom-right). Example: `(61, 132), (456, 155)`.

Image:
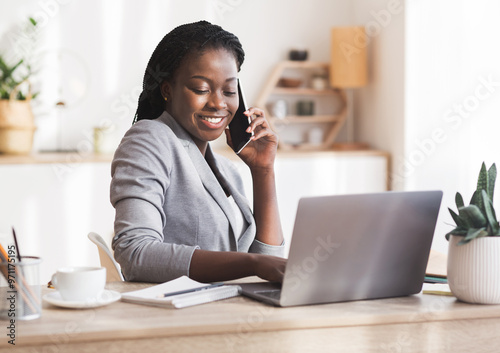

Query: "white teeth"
(201, 116), (223, 124)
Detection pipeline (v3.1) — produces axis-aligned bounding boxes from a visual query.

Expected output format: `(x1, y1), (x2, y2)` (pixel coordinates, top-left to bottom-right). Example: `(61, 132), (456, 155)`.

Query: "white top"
(227, 195), (247, 240)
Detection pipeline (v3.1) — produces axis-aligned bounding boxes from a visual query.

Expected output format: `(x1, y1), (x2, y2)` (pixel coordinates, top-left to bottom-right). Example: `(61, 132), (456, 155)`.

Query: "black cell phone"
(229, 79), (253, 154)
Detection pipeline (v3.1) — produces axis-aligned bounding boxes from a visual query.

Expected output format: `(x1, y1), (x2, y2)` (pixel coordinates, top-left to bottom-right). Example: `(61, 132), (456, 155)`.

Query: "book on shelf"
(425, 249), (447, 278)
(121, 276), (241, 309)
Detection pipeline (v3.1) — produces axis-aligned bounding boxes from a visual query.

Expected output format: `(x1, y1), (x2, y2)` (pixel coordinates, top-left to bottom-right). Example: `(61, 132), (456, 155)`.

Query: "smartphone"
(229, 79), (253, 154)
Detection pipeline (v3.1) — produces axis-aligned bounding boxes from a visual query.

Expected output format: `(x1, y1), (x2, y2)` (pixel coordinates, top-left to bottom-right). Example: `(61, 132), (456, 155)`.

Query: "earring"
(164, 96), (168, 102)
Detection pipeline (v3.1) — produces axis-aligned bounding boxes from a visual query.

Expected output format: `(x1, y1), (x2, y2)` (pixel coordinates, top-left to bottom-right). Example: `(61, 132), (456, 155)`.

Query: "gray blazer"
(111, 112), (284, 282)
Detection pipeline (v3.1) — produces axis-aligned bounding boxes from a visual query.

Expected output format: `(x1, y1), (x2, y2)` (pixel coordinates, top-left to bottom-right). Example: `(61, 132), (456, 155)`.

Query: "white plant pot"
(447, 234), (500, 304)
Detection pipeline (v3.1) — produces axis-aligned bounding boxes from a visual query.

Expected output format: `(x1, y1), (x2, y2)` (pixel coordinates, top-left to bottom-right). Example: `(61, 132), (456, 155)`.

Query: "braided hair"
(133, 20), (245, 123)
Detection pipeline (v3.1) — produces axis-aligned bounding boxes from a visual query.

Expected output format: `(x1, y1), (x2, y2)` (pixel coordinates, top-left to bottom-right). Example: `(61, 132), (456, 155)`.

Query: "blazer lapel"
(225, 181), (256, 251)
(203, 146), (242, 245)
(207, 147), (256, 249)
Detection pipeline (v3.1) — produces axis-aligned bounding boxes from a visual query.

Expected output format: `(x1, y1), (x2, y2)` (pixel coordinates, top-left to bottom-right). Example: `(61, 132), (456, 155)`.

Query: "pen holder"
(0, 256), (42, 320)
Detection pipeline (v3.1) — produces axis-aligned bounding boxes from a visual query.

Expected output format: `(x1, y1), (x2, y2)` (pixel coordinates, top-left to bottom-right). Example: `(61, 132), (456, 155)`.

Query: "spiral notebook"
(121, 276), (241, 308)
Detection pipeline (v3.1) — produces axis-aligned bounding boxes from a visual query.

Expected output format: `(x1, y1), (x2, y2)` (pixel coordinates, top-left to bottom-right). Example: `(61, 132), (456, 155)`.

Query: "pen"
(157, 283), (224, 298)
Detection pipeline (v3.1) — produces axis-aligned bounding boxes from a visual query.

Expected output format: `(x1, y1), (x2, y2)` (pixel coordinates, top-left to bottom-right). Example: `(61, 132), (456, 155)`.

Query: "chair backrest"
(88, 232), (124, 282)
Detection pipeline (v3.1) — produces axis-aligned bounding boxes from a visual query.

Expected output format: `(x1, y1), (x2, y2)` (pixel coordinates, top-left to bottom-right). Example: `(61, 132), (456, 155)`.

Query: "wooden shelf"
(271, 114), (342, 124)
(272, 87), (340, 96)
(256, 61), (347, 151)
(274, 60), (330, 69)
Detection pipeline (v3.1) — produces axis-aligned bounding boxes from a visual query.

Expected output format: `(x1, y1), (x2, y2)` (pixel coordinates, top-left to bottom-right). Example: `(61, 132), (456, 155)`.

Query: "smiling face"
(162, 48), (239, 154)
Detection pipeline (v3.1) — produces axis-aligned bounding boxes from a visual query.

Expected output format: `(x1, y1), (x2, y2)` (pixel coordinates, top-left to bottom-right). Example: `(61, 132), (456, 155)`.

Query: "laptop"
(239, 190), (443, 307)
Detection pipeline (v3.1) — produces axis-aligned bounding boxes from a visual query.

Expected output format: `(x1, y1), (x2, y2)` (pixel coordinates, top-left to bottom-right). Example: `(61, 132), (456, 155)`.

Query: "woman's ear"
(160, 81), (171, 101)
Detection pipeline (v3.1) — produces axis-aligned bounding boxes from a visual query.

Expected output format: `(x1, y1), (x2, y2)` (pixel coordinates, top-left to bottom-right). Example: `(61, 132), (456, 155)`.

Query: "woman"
(111, 21), (286, 284)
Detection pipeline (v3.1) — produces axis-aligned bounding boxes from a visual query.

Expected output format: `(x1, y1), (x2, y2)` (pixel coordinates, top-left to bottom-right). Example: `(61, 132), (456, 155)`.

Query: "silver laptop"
(239, 190), (443, 307)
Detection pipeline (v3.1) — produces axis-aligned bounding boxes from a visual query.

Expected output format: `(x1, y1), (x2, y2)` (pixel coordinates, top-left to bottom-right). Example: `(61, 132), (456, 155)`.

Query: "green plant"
(446, 162), (499, 245)
(0, 17), (37, 100)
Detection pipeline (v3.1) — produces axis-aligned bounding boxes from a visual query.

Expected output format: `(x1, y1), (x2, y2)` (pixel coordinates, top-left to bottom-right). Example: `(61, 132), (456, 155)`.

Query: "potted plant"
(0, 18), (38, 155)
(446, 162), (500, 304)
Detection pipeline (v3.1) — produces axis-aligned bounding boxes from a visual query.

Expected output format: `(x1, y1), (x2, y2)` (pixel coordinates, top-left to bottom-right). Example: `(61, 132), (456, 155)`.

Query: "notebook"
(121, 276), (240, 308)
(239, 190), (443, 307)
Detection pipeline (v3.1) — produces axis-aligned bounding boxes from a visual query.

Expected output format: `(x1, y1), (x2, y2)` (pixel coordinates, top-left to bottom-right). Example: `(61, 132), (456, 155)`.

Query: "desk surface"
(8, 279), (500, 352)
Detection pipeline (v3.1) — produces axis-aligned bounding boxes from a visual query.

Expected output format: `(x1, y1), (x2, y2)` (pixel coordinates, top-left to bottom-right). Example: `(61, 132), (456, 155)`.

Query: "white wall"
(405, 0), (500, 254)
(351, 0), (500, 255)
(352, 0), (405, 190)
(0, 162), (113, 283)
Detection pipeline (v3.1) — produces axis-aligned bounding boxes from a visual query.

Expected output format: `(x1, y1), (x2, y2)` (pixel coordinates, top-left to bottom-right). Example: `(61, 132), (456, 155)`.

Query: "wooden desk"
(5, 280), (500, 353)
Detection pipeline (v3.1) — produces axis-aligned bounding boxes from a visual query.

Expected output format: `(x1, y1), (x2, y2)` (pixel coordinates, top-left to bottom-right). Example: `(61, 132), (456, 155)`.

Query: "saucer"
(43, 290), (121, 309)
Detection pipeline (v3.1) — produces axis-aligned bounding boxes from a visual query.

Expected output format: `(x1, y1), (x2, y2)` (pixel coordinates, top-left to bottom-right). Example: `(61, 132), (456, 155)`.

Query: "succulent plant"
(446, 162), (499, 245)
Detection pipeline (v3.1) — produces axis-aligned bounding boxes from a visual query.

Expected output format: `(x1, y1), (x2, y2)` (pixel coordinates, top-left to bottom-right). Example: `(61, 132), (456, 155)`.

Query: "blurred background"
(1, 0), (500, 281)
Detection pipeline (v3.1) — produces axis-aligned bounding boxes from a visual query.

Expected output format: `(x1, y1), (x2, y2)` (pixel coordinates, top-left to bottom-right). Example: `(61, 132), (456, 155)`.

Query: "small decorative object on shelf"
(270, 100), (288, 120)
(311, 74), (328, 90)
(446, 162), (500, 304)
(296, 101), (314, 116)
(255, 61), (347, 151)
(278, 77), (302, 88)
(288, 48), (308, 61)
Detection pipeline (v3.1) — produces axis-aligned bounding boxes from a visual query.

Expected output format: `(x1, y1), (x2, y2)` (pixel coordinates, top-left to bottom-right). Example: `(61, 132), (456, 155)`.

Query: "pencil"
(12, 227), (21, 262)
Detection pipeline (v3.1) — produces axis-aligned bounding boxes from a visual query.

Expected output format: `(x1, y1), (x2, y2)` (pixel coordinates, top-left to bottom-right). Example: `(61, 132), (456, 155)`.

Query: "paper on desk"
(422, 283), (453, 296)
(122, 276), (207, 299)
(121, 276), (240, 308)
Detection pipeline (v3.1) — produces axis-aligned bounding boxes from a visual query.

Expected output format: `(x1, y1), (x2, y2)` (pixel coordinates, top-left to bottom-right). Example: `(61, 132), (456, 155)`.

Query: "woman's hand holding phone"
(226, 79), (278, 171)
(236, 107), (279, 171)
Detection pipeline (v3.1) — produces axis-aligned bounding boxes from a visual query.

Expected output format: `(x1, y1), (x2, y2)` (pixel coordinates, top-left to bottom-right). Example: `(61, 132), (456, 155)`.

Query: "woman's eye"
(192, 89), (209, 94)
(224, 91), (237, 96)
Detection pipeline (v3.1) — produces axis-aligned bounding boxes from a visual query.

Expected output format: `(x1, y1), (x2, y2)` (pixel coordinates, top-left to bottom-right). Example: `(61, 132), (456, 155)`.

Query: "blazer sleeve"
(110, 121), (199, 283)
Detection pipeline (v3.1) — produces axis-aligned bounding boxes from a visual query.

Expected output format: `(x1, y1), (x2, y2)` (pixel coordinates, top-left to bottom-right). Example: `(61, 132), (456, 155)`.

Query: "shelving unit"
(255, 61), (347, 151)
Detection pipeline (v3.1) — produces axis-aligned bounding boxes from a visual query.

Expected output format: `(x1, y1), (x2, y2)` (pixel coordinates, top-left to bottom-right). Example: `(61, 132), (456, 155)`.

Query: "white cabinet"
(0, 156), (114, 283)
(0, 150), (388, 282)
(226, 150), (389, 254)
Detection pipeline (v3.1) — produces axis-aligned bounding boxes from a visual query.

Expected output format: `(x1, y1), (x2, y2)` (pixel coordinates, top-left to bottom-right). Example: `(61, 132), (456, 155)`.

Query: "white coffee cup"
(51, 267), (106, 302)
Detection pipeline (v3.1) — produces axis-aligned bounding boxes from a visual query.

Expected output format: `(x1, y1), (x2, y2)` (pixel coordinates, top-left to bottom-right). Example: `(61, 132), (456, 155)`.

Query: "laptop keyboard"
(256, 289), (282, 300)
